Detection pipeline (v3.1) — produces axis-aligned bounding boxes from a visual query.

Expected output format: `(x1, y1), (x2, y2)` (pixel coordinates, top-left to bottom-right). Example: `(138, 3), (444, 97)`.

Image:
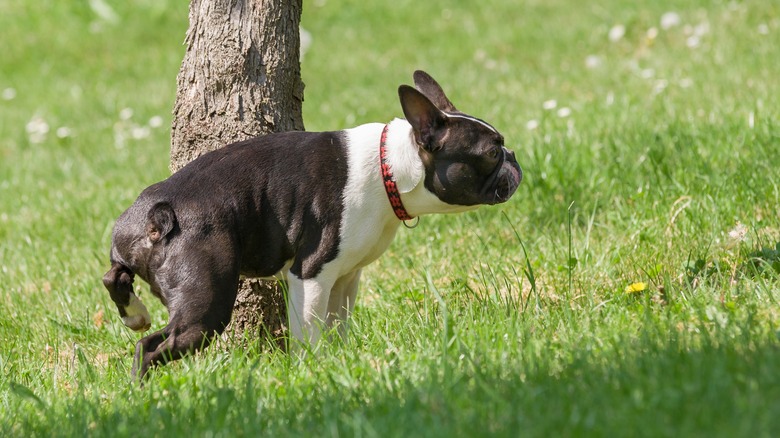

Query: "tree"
(170, 0), (304, 340)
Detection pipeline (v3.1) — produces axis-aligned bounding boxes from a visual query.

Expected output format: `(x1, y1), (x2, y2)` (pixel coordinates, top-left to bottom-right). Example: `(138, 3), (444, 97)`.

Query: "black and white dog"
(103, 71), (522, 379)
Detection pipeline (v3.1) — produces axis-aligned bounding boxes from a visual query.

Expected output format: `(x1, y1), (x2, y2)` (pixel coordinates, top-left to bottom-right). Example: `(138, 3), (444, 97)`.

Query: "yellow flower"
(626, 282), (648, 294)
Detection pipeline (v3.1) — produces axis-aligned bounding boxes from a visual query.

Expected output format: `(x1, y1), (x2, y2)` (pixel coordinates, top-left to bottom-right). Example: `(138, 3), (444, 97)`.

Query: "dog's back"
(111, 130), (350, 279)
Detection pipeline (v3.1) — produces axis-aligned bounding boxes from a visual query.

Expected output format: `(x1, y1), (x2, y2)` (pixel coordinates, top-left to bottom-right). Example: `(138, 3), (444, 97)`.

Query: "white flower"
(679, 78), (693, 88)
(585, 55), (601, 69)
(686, 35), (700, 48)
(694, 22), (710, 37)
(726, 222), (748, 248)
(660, 12), (681, 30)
(542, 99), (557, 110)
(609, 24), (626, 42)
(56, 127), (72, 138)
(148, 116), (164, 128)
(2, 88), (16, 101)
(119, 107), (133, 120)
(646, 27), (659, 40)
(526, 119), (539, 130)
(556, 107), (571, 118)
(300, 27), (312, 59)
(131, 126), (150, 140)
(652, 80), (668, 95)
(758, 24), (769, 35)
(26, 116), (49, 144)
(88, 0), (119, 24)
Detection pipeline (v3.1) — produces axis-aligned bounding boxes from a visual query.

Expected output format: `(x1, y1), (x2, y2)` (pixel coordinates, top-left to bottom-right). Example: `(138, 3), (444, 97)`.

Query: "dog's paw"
(122, 293), (152, 332)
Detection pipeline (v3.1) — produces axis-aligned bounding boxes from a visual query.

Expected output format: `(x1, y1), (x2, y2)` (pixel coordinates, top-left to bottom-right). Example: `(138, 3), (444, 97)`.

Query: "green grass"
(2, 0), (779, 436)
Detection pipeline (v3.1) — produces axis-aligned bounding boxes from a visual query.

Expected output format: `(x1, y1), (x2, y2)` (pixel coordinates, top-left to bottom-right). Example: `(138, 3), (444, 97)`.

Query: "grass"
(1, 0), (779, 436)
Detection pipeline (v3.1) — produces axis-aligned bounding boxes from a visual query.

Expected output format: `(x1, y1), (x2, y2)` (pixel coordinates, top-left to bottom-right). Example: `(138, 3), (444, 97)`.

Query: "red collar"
(379, 124), (414, 221)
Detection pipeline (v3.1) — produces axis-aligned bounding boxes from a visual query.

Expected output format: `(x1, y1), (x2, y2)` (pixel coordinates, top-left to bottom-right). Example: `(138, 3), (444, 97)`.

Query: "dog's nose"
(504, 148), (516, 161)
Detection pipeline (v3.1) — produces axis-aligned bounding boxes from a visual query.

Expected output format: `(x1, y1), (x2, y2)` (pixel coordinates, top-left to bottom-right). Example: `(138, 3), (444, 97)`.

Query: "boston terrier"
(103, 71), (522, 379)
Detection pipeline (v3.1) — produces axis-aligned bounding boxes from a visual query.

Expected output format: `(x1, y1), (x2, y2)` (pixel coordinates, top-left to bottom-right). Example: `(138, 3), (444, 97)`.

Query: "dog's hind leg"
(132, 260), (240, 380)
(102, 263), (151, 332)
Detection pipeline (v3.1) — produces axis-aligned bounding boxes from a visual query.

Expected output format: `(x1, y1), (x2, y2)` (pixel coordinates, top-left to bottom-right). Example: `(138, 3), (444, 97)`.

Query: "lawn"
(1, 0), (779, 436)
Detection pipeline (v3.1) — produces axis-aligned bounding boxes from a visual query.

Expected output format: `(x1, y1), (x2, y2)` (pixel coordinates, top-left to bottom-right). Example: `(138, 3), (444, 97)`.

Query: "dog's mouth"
(484, 149), (522, 204)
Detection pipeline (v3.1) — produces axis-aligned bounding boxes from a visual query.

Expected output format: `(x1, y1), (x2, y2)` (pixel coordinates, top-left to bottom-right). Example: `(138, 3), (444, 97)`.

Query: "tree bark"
(170, 0), (304, 341)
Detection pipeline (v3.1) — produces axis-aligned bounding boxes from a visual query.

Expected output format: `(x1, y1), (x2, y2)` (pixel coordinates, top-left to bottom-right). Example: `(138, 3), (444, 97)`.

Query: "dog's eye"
(486, 148), (499, 159)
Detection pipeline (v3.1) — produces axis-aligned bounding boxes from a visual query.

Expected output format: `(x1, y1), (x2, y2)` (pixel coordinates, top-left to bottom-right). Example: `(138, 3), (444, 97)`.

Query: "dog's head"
(398, 71), (522, 207)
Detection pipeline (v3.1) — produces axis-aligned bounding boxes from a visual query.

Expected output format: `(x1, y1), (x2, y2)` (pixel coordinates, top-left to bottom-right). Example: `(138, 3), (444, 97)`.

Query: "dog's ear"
(399, 84), (447, 151)
(413, 70), (457, 112)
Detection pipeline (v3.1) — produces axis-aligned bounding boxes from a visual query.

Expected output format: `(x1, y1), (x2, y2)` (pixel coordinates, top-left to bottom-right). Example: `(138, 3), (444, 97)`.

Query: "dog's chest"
(330, 123), (404, 273)
(338, 216), (399, 271)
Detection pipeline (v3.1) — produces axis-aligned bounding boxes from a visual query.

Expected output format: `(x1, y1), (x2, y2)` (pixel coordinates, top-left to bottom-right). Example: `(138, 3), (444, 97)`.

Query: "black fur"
(107, 131), (348, 379)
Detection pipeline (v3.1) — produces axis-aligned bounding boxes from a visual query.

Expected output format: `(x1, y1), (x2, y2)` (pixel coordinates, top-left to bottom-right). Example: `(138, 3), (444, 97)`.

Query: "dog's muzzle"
(485, 148), (522, 204)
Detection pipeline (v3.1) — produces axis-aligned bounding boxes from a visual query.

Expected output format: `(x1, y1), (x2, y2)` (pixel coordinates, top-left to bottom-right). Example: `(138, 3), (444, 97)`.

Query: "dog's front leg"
(326, 269), (361, 339)
(287, 274), (334, 350)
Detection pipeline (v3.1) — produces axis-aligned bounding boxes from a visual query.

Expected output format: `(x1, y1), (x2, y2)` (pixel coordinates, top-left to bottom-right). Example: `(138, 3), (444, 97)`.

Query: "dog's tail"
(102, 262), (152, 332)
(145, 201), (177, 244)
(102, 202), (175, 333)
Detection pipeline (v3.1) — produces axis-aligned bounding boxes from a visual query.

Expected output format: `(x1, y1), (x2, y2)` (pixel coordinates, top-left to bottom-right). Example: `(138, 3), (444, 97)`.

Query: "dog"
(103, 71), (522, 379)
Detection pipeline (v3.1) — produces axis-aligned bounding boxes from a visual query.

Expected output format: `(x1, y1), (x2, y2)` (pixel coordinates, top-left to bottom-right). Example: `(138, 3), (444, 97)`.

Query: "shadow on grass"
(687, 241), (780, 286)
(8, 328), (779, 438)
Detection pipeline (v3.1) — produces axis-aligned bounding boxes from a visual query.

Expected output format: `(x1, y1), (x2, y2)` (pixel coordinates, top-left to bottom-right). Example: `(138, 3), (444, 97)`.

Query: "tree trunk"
(170, 0), (304, 342)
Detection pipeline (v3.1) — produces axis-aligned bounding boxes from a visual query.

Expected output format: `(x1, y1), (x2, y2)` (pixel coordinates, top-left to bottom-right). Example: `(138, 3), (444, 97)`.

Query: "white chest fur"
(337, 122), (402, 275)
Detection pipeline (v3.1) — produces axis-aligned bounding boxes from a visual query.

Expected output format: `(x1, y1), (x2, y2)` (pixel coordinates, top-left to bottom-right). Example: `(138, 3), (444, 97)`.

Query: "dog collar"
(379, 124), (415, 221)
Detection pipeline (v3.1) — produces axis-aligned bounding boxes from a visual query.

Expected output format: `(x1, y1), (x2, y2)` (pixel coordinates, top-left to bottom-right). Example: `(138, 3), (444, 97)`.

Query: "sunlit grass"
(1, 0), (779, 436)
